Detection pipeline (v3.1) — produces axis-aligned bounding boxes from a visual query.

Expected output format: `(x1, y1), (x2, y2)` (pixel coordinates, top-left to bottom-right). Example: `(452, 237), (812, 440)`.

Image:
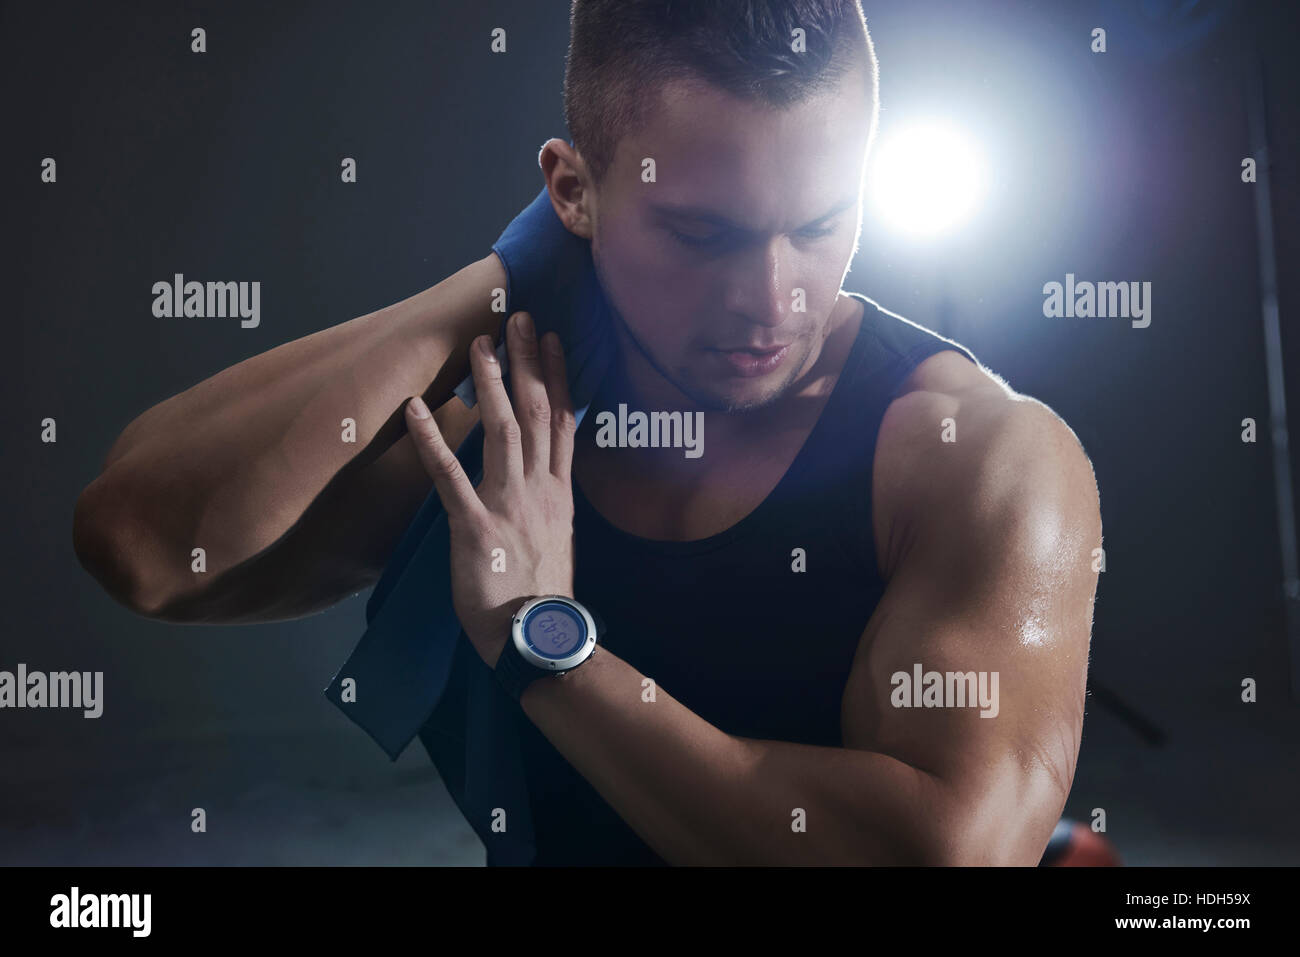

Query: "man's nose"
(722, 237), (789, 328)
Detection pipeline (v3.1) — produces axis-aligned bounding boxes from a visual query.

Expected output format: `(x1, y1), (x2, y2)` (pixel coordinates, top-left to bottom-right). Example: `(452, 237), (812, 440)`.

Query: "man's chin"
(682, 378), (792, 415)
(701, 354), (814, 413)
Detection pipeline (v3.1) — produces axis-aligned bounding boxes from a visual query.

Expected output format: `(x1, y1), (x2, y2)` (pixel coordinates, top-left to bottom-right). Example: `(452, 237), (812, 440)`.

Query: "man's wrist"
(447, 254), (512, 409)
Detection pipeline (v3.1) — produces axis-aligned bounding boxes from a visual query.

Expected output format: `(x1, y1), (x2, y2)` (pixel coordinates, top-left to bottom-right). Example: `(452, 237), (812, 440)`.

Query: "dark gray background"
(3, 0), (1298, 864)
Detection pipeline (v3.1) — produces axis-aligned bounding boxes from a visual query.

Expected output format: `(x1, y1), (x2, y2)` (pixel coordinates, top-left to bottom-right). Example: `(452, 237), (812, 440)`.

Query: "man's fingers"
(471, 332), (524, 493)
(540, 331), (577, 483)
(405, 396), (487, 524)
(507, 311), (551, 476)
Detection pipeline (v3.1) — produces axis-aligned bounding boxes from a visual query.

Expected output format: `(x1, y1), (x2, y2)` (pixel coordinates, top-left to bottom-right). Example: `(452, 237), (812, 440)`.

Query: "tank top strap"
(779, 293), (980, 578)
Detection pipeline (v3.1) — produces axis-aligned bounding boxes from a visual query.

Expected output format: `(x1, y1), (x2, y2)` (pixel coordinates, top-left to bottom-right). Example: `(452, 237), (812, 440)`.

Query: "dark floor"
(1, 721), (483, 867)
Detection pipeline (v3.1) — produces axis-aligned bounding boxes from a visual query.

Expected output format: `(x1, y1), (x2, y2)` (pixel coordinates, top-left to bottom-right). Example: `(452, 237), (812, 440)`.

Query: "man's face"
(586, 63), (874, 414)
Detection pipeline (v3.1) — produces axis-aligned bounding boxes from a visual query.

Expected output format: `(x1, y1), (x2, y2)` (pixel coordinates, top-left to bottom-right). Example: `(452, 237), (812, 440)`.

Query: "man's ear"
(538, 138), (595, 240)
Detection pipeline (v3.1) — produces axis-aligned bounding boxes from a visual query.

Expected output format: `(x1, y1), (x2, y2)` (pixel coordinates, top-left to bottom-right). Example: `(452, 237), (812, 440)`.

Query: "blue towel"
(323, 272), (613, 864)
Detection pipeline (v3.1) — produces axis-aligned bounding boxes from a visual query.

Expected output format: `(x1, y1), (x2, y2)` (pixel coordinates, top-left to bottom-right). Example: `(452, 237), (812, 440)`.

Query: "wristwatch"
(494, 595), (603, 702)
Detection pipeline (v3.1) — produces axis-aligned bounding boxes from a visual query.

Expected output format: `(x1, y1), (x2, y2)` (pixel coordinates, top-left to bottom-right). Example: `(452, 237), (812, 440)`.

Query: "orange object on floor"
(1039, 819), (1123, 866)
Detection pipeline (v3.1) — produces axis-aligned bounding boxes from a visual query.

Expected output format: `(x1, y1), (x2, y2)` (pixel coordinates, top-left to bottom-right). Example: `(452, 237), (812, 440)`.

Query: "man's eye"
(670, 224), (834, 248)
(796, 225), (836, 240)
(669, 228), (725, 248)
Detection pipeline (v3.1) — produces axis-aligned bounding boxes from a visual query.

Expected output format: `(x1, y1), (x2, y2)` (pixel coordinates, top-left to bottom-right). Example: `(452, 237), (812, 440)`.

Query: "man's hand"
(404, 311), (579, 667)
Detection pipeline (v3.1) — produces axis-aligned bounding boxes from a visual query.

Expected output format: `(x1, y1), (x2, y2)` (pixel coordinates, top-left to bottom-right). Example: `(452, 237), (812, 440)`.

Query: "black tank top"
(514, 292), (979, 866)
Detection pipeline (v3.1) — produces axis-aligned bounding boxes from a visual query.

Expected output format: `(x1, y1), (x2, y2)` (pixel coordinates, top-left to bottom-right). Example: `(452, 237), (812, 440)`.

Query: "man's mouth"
(712, 343), (790, 354)
(707, 343), (791, 377)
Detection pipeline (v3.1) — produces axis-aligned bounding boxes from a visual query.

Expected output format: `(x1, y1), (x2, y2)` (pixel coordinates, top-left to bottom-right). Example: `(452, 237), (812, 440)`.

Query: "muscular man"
(73, 0), (1100, 865)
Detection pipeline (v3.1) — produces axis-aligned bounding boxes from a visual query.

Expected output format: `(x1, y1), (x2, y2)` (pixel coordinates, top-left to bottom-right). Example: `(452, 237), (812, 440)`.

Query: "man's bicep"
(841, 398), (1100, 862)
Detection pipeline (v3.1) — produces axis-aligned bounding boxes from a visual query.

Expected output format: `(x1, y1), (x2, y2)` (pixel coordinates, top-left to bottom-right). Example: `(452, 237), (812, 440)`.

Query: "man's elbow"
(905, 791), (1051, 866)
(911, 827), (1025, 866)
(73, 475), (172, 618)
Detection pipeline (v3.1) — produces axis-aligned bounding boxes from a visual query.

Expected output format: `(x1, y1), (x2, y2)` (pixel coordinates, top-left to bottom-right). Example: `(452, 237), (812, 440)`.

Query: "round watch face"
(523, 602), (588, 659)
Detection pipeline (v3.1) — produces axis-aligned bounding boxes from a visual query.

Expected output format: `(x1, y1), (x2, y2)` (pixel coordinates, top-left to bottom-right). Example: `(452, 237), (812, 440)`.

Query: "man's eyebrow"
(650, 195), (857, 232)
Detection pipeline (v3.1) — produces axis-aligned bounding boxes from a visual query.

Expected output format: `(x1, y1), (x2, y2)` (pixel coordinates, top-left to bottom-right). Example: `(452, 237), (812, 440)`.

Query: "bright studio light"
(868, 121), (988, 238)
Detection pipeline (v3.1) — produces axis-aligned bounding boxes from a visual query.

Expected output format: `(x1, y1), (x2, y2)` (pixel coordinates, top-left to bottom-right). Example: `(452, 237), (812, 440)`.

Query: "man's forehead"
(610, 74), (871, 224)
(632, 70), (869, 148)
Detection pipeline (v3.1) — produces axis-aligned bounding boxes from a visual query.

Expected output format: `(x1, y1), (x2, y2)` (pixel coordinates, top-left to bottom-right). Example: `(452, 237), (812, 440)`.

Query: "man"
(74, 0), (1101, 865)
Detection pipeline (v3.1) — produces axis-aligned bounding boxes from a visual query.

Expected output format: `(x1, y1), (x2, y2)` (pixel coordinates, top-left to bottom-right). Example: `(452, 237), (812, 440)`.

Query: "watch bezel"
(510, 595), (598, 672)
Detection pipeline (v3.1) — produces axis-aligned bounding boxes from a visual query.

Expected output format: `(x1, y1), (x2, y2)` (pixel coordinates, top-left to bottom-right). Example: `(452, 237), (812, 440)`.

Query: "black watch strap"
(494, 637), (536, 703)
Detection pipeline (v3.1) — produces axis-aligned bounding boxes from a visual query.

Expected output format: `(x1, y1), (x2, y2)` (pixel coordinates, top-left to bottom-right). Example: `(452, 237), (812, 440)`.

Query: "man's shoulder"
(871, 351), (1100, 578)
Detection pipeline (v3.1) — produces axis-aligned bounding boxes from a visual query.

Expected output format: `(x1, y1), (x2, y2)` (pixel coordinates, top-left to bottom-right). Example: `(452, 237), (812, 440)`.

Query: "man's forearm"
(518, 645), (948, 865)
(76, 254), (505, 615)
